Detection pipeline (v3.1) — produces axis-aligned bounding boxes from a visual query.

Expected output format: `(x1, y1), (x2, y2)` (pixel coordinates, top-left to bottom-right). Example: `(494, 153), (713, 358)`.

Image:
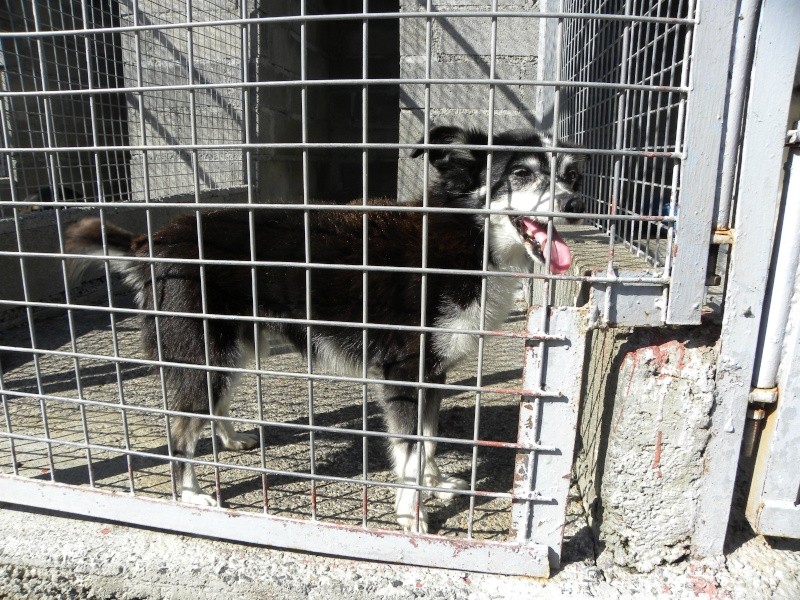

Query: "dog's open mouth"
(513, 216), (573, 274)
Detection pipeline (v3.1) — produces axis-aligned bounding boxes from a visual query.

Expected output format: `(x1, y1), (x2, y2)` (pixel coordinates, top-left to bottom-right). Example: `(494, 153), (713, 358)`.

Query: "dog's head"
(411, 125), (587, 274)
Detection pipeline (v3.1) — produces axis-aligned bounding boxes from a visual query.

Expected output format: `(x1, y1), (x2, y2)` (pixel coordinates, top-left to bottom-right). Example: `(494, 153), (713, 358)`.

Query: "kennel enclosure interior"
(0, 0), (753, 576)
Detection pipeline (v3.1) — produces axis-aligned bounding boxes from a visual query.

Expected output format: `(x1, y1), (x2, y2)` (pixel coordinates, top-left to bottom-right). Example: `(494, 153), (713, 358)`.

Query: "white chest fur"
(432, 276), (521, 370)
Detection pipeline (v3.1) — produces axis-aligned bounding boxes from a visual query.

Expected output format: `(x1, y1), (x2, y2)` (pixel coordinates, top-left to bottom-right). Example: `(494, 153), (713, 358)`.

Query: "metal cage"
(0, 0), (743, 576)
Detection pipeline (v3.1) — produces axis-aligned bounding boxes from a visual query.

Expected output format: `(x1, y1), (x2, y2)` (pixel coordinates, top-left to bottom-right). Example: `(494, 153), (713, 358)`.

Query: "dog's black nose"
(563, 197), (585, 213)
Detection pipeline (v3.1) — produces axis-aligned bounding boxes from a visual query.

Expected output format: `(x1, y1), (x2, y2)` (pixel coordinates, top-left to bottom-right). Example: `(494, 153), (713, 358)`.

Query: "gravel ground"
(1, 487), (799, 599)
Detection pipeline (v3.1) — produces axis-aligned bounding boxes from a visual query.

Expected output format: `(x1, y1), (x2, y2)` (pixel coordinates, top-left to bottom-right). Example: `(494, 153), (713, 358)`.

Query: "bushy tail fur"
(65, 217), (138, 285)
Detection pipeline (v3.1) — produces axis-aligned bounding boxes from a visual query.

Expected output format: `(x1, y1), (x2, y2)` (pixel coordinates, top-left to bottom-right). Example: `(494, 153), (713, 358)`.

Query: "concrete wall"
(397, 0), (540, 201)
(119, 0), (248, 201)
(0, 0), (129, 208)
(574, 326), (720, 573)
(252, 0), (400, 202)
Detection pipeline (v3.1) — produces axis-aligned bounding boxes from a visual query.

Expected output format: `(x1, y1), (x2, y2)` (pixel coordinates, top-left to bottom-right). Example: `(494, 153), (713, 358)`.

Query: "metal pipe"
(753, 133), (800, 389)
(716, 0), (760, 228)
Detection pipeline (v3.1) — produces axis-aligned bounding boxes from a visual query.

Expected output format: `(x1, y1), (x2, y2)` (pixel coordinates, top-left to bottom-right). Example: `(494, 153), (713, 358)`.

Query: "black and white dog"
(67, 125), (586, 532)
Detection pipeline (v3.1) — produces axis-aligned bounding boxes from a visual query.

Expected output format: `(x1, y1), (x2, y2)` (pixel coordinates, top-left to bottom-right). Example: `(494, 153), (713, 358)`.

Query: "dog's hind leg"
(214, 327), (268, 451)
(158, 316), (249, 506)
(214, 385), (259, 451)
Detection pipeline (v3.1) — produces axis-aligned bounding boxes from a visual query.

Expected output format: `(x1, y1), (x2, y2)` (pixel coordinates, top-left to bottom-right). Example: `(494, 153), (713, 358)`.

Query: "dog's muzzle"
(562, 197), (585, 224)
(562, 197), (585, 214)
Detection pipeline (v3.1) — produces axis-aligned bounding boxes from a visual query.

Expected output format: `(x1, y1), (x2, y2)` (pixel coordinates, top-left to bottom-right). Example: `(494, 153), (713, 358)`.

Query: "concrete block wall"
(250, 0), (400, 202)
(0, 0), (129, 207)
(397, 0), (540, 201)
(119, 0), (248, 201)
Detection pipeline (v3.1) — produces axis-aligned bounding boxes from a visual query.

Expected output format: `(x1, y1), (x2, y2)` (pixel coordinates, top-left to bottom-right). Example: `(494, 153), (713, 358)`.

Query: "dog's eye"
(563, 169), (578, 183)
(512, 167), (532, 179)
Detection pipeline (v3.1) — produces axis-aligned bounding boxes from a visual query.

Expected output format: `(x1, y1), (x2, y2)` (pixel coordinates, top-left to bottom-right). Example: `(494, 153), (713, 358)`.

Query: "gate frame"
(692, 0), (800, 555)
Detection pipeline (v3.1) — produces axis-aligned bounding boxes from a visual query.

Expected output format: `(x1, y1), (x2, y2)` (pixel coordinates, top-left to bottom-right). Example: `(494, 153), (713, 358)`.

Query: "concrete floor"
(1, 479), (799, 599)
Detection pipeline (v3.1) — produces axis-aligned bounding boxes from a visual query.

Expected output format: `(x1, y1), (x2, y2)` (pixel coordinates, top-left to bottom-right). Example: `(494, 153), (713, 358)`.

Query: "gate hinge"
(712, 228), (734, 245)
(748, 386), (778, 404)
(787, 122), (800, 146)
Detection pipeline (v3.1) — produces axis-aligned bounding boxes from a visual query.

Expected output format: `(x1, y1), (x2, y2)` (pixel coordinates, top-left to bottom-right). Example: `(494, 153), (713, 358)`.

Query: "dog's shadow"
(34, 398), (520, 532)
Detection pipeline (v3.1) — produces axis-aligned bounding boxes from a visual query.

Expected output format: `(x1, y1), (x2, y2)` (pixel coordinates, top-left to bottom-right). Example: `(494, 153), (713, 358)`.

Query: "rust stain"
(651, 429), (663, 478)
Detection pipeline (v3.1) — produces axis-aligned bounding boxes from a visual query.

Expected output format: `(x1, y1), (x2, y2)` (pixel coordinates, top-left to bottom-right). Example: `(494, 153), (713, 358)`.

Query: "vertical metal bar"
(511, 307), (587, 569)
(661, 0), (692, 279)
(0, 366), (19, 476)
(606, 0), (632, 304)
(467, 0), (500, 539)
(360, 0), (370, 529)
(0, 40), (55, 481)
(299, 0), (318, 521)
(716, 0), (760, 230)
(132, 0), (176, 500)
(410, 0), (434, 534)
(30, 0), (96, 484)
(80, 0), (135, 493)
(753, 135), (800, 389)
(185, 0), (222, 504)
(240, 0), (268, 514)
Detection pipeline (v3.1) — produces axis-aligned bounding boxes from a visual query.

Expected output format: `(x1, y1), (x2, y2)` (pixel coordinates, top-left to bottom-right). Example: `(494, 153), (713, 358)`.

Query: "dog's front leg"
(170, 415), (216, 507)
(421, 387), (468, 501)
(381, 366), (431, 534)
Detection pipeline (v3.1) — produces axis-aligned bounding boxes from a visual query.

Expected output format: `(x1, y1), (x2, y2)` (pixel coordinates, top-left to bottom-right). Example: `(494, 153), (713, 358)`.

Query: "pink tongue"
(521, 218), (573, 274)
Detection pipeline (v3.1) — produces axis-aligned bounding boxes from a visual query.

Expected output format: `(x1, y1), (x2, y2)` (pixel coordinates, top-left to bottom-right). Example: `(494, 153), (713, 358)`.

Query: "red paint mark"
(40, 468), (50, 474)
(650, 340), (686, 378)
(688, 574), (728, 598)
(99, 526), (112, 535)
(463, 576), (472, 585)
(613, 352), (640, 433)
(614, 341), (687, 434)
(362, 490), (368, 519)
(673, 243), (678, 258)
(651, 430), (663, 478)
(415, 580), (423, 589)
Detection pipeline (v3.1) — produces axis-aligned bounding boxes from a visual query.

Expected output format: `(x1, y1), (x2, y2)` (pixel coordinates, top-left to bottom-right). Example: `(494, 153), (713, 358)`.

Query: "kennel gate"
(0, 1), (739, 576)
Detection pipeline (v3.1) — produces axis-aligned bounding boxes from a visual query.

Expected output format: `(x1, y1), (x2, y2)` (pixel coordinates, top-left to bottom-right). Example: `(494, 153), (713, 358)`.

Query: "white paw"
(430, 475), (469, 502)
(397, 512), (429, 534)
(182, 489), (217, 507)
(221, 430), (259, 451)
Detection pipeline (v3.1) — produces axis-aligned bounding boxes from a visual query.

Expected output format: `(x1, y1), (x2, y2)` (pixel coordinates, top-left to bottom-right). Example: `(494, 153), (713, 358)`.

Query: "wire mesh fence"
(0, 0), (708, 574)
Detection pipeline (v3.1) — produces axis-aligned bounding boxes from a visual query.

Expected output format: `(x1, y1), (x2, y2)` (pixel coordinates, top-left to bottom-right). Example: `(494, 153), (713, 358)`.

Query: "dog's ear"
(410, 125), (488, 175)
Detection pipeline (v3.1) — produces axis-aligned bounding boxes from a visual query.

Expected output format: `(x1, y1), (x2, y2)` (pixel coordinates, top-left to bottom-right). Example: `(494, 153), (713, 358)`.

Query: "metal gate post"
(511, 306), (588, 569)
(693, 0), (800, 555)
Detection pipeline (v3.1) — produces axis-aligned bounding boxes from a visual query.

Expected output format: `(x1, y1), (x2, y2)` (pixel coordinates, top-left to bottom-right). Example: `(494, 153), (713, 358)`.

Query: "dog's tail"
(65, 217), (141, 286)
